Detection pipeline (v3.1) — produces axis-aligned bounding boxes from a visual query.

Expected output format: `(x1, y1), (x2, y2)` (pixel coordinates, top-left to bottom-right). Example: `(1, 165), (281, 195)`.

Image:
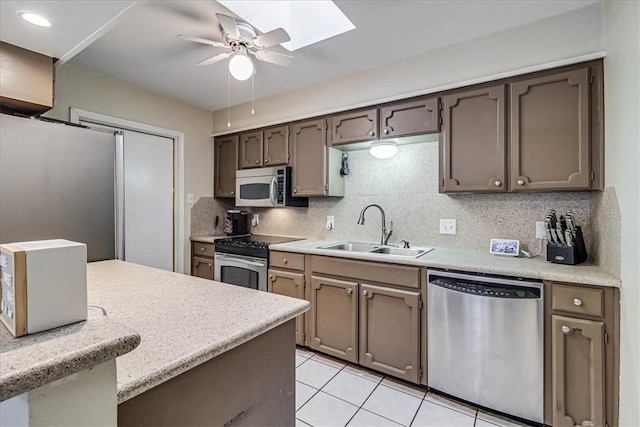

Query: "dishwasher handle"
(429, 275), (541, 299)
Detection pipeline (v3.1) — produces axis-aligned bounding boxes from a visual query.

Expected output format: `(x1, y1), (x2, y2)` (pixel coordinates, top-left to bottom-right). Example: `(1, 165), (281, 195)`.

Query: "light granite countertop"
(0, 311), (140, 402)
(189, 234), (232, 244)
(270, 239), (621, 288)
(87, 260), (309, 403)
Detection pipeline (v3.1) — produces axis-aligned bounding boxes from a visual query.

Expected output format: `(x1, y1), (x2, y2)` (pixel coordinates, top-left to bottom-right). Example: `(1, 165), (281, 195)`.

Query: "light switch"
(187, 193), (194, 204)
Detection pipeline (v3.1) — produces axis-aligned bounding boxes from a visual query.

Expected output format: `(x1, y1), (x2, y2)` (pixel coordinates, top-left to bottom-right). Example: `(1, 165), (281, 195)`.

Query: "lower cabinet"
(551, 315), (605, 427)
(359, 284), (421, 383)
(268, 269), (305, 345)
(192, 256), (214, 280)
(308, 276), (359, 363)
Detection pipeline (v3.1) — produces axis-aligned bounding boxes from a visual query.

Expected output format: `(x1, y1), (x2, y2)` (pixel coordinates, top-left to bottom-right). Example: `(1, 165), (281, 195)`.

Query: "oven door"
(235, 171), (277, 208)
(214, 253), (268, 291)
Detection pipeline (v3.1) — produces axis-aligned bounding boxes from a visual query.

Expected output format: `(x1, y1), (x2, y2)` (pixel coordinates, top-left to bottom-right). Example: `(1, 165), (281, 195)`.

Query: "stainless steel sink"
(369, 247), (433, 257)
(317, 241), (434, 258)
(317, 241), (380, 252)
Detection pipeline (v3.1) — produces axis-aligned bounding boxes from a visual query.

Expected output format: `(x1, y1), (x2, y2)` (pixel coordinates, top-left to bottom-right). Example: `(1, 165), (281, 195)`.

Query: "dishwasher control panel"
(429, 275), (541, 299)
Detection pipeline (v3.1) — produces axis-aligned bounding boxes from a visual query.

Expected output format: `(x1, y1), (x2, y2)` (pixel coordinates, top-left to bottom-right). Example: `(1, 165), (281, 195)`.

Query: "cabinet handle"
(383, 128), (389, 135)
(283, 258), (288, 264)
(363, 290), (368, 296)
(561, 325), (572, 334)
(231, 191), (235, 195)
(255, 160), (260, 164)
(195, 261), (200, 267)
(517, 179), (525, 186)
(494, 180), (502, 187)
(368, 130), (375, 136)
(207, 263), (213, 268)
(269, 274), (273, 280)
(573, 298), (583, 306)
(346, 288), (353, 295)
(264, 159), (269, 163)
(200, 247), (206, 252)
(293, 189), (297, 193)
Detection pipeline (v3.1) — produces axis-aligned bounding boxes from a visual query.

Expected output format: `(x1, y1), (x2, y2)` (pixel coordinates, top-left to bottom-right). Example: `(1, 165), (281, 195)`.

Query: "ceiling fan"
(178, 13), (293, 81)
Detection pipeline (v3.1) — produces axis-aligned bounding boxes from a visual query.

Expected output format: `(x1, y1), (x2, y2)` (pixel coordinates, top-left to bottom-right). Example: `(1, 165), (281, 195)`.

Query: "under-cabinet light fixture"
(369, 141), (398, 159)
(17, 11), (51, 27)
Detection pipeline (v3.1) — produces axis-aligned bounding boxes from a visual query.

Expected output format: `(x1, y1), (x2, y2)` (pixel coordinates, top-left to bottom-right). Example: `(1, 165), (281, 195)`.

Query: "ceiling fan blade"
(215, 13), (240, 40)
(255, 49), (293, 67)
(177, 34), (229, 49)
(197, 52), (233, 66)
(252, 28), (290, 49)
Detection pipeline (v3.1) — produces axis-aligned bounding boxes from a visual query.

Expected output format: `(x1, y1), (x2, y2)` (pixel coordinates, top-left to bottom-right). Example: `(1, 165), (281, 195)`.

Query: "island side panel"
(118, 320), (296, 426)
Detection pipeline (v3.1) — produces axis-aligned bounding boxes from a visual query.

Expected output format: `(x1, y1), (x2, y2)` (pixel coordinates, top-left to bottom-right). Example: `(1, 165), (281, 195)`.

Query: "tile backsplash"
(194, 142), (597, 258)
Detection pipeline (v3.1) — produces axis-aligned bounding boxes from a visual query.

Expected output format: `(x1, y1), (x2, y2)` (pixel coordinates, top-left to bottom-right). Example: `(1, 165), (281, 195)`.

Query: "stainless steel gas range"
(214, 235), (299, 291)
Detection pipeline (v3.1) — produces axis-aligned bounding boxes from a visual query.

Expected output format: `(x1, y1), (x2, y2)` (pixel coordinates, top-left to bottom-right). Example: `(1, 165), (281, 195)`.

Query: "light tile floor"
(295, 347), (532, 427)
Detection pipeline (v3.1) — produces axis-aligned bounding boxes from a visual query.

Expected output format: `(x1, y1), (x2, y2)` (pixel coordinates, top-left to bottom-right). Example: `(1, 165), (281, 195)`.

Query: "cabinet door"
(552, 315), (605, 427)
(359, 284), (421, 383)
(510, 67), (590, 190)
(239, 130), (264, 169)
(380, 97), (439, 138)
(330, 109), (378, 145)
(214, 135), (238, 198)
(264, 125), (289, 166)
(291, 119), (327, 196)
(309, 276), (358, 363)
(440, 85), (507, 193)
(268, 269), (305, 345)
(192, 256), (214, 280)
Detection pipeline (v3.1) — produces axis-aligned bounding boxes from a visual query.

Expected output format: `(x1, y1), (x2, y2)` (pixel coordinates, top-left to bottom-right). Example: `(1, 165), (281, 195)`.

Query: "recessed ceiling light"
(219, 1), (355, 51)
(17, 11), (51, 27)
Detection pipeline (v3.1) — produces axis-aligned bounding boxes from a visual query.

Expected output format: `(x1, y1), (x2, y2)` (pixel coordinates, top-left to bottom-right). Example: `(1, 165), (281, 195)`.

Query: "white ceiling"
(1, 0), (599, 111)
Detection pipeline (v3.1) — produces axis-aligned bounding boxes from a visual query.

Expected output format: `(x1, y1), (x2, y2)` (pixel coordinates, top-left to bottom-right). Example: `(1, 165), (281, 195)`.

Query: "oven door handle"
(270, 176), (278, 206)
(215, 255), (266, 268)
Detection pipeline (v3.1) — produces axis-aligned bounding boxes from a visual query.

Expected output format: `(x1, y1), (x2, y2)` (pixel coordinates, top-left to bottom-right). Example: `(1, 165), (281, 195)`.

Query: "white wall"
(212, 3), (603, 132)
(44, 65), (214, 273)
(603, 1), (640, 425)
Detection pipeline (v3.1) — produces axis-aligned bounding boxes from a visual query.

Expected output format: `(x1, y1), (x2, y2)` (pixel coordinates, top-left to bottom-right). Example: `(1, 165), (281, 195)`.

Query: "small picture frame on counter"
(489, 239), (520, 257)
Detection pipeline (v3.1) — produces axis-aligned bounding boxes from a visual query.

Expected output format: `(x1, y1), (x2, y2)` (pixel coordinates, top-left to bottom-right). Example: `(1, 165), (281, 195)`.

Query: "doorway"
(70, 108), (185, 273)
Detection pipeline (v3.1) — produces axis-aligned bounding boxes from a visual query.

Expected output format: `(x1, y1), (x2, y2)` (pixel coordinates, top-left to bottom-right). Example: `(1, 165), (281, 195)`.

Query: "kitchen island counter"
(87, 260), (309, 404)
(270, 239), (620, 288)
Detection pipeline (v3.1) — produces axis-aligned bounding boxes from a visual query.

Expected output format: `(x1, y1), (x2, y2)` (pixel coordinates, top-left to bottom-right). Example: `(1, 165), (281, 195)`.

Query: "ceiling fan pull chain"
(227, 71), (231, 128)
(251, 73), (255, 115)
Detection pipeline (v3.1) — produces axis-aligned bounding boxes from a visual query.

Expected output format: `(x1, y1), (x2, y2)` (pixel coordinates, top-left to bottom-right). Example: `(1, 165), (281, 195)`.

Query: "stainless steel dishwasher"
(427, 269), (543, 424)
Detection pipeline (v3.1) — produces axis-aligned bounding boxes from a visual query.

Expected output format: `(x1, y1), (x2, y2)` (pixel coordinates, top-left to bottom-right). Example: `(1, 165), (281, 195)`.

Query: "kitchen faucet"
(357, 204), (393, 245)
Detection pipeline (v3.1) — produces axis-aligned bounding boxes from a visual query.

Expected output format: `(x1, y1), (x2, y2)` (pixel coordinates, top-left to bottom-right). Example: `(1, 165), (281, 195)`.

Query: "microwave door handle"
(270, 176), (277, 206)
(215, 256), (265, 268)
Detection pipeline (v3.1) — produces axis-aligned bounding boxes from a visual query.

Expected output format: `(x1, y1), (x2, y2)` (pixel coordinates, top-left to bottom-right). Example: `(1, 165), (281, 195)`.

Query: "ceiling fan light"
(369, 141), (398, 159)
(229, 48), (254, 81)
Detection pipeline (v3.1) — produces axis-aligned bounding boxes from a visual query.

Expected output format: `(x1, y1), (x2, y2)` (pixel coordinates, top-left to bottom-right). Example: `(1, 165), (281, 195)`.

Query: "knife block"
(547, 226), (588, 265)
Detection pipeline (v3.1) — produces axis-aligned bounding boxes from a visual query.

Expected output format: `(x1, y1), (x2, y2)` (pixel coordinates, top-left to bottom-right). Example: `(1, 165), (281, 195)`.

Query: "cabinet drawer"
(193, 256), (214, 280)
(270, 251), (304, 271)
(311, 256), (420, 289)
(193, 242), (214, 258)
(551, 283), (604, 317)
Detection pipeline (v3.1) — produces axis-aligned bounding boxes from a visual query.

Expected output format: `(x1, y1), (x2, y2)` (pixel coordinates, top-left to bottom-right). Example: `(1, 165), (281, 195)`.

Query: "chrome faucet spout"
(357, 204), (393, 245)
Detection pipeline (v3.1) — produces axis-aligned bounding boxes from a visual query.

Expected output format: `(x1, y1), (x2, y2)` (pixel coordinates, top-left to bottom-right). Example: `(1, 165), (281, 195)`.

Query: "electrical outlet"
(251, 214), (259, 227)
(326, 215), (335, 231)
(536, 221), (546, 239)
(440, 219), (456, 235)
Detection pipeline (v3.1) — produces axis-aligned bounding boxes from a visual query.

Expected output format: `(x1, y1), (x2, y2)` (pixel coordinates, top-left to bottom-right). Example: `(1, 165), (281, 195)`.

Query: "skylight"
(219, 1), (355, 51)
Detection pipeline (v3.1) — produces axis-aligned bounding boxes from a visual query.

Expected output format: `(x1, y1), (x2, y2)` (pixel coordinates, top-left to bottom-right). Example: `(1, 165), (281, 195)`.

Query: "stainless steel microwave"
(235, 166), (309, 208)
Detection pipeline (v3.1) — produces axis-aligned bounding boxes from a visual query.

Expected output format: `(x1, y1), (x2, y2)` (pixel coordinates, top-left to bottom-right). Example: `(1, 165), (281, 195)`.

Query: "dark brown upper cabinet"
(441, 62), (602, 194)
(239, 130), (264, 169)
(239, 125), (289, 169)
(330, 108), (378, 146)
(264, 125), (289, 166)
(440, 85), (507, 193)
(291, 118), (344, 197)
(510, 68), (591, 191)
(214, 134), (238, 198)
(380, 98), (440, 139)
